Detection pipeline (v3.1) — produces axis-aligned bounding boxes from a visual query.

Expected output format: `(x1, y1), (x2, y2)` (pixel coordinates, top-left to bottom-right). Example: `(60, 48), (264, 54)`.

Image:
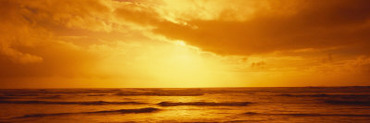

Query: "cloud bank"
(0, 0), (369, 88)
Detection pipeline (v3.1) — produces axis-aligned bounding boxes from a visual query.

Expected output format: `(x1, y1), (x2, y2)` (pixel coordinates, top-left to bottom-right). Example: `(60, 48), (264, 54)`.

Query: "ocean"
(0, 87), (369, 122)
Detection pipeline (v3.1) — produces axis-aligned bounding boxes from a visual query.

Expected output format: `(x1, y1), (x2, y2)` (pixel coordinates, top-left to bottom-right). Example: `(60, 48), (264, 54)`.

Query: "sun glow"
(174, 40), (187, 46)
(138, 41), (232, 88)
(89, 39), (235, 88)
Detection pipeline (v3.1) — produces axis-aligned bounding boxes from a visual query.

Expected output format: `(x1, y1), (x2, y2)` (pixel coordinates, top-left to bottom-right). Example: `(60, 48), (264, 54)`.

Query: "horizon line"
(1, 85), (369, 89)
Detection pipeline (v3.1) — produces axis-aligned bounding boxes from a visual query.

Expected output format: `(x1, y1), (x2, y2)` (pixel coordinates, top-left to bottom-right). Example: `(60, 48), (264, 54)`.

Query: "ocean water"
(0, 87), (369, 123)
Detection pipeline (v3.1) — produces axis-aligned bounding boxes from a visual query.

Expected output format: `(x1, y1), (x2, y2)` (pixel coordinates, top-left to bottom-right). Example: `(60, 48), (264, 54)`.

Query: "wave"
(277, 94), (370, 106)
(16, 107), (159, 119)
(278, 94), (331, 97)
(244, 112), (370, 117)
(86, 107), (158, 114)
(0, 89), (121, 97)
(115, 91), (204, 96)
(0, 96), (16, 100)
(87, 94), (106, 96)
(0, 100), (145, 105)
(278, 94), (370, 98)
(35, 95), (62, 99)
(324, 100), (370, 106)
(0, 95), (62, 100)
(157, 101), (251, 106)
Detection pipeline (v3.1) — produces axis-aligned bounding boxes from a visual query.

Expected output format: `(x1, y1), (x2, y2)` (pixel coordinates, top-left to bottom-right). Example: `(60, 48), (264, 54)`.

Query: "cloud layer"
(153, 0), (370, 55)
(0, 0), (369, 88)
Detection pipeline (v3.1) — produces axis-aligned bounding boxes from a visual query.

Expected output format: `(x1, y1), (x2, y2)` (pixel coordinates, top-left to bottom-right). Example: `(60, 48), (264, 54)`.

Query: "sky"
(0, 0), (369, 88)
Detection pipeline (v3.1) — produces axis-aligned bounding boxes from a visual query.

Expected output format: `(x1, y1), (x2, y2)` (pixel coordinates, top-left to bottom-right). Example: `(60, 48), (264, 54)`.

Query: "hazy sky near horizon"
(0, 0), (369, 88)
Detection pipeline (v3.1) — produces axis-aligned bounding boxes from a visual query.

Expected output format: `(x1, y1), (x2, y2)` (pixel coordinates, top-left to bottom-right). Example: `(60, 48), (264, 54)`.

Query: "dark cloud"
(153, 0), (370, 55)
(114, 4), (161, 26)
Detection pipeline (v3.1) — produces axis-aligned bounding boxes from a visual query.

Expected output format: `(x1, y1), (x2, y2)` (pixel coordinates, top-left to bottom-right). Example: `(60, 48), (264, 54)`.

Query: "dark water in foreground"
(0, 87), (369, 123)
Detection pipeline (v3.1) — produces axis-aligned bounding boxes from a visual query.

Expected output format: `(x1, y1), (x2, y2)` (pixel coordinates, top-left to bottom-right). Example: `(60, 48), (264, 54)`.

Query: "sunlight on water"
(0, 87), (369, 122)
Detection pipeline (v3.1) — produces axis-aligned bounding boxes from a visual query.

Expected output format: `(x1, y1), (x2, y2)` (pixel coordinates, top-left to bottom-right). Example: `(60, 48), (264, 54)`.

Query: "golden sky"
(0, 0), (369, 88)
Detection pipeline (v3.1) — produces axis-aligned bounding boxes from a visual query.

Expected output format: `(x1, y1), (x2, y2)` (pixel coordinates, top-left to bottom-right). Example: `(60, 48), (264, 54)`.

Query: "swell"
(277, 93), (370, 106)
(278, 93), (370, 98)
(0, 89), (121, 95)
(324, 100), (370, 106)
(0, 95), (62, 100)
(244, 112), (370, 117)
(0, 100), (145, 105)
(115, 91), (204, 96)
(157, 101), (251, 106)
(15, 107), (159, 119)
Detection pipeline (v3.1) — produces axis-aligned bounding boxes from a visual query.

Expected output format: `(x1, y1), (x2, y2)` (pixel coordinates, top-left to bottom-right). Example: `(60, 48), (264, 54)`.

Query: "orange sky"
(0, 0), (369, 88)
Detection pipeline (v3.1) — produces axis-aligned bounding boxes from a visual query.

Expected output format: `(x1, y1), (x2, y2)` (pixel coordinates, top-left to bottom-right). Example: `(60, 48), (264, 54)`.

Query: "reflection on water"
(0, 87), (369, 122)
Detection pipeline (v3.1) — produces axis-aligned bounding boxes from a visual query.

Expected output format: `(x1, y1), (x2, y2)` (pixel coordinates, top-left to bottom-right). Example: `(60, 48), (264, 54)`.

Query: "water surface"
(0, 87), (369, 122)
